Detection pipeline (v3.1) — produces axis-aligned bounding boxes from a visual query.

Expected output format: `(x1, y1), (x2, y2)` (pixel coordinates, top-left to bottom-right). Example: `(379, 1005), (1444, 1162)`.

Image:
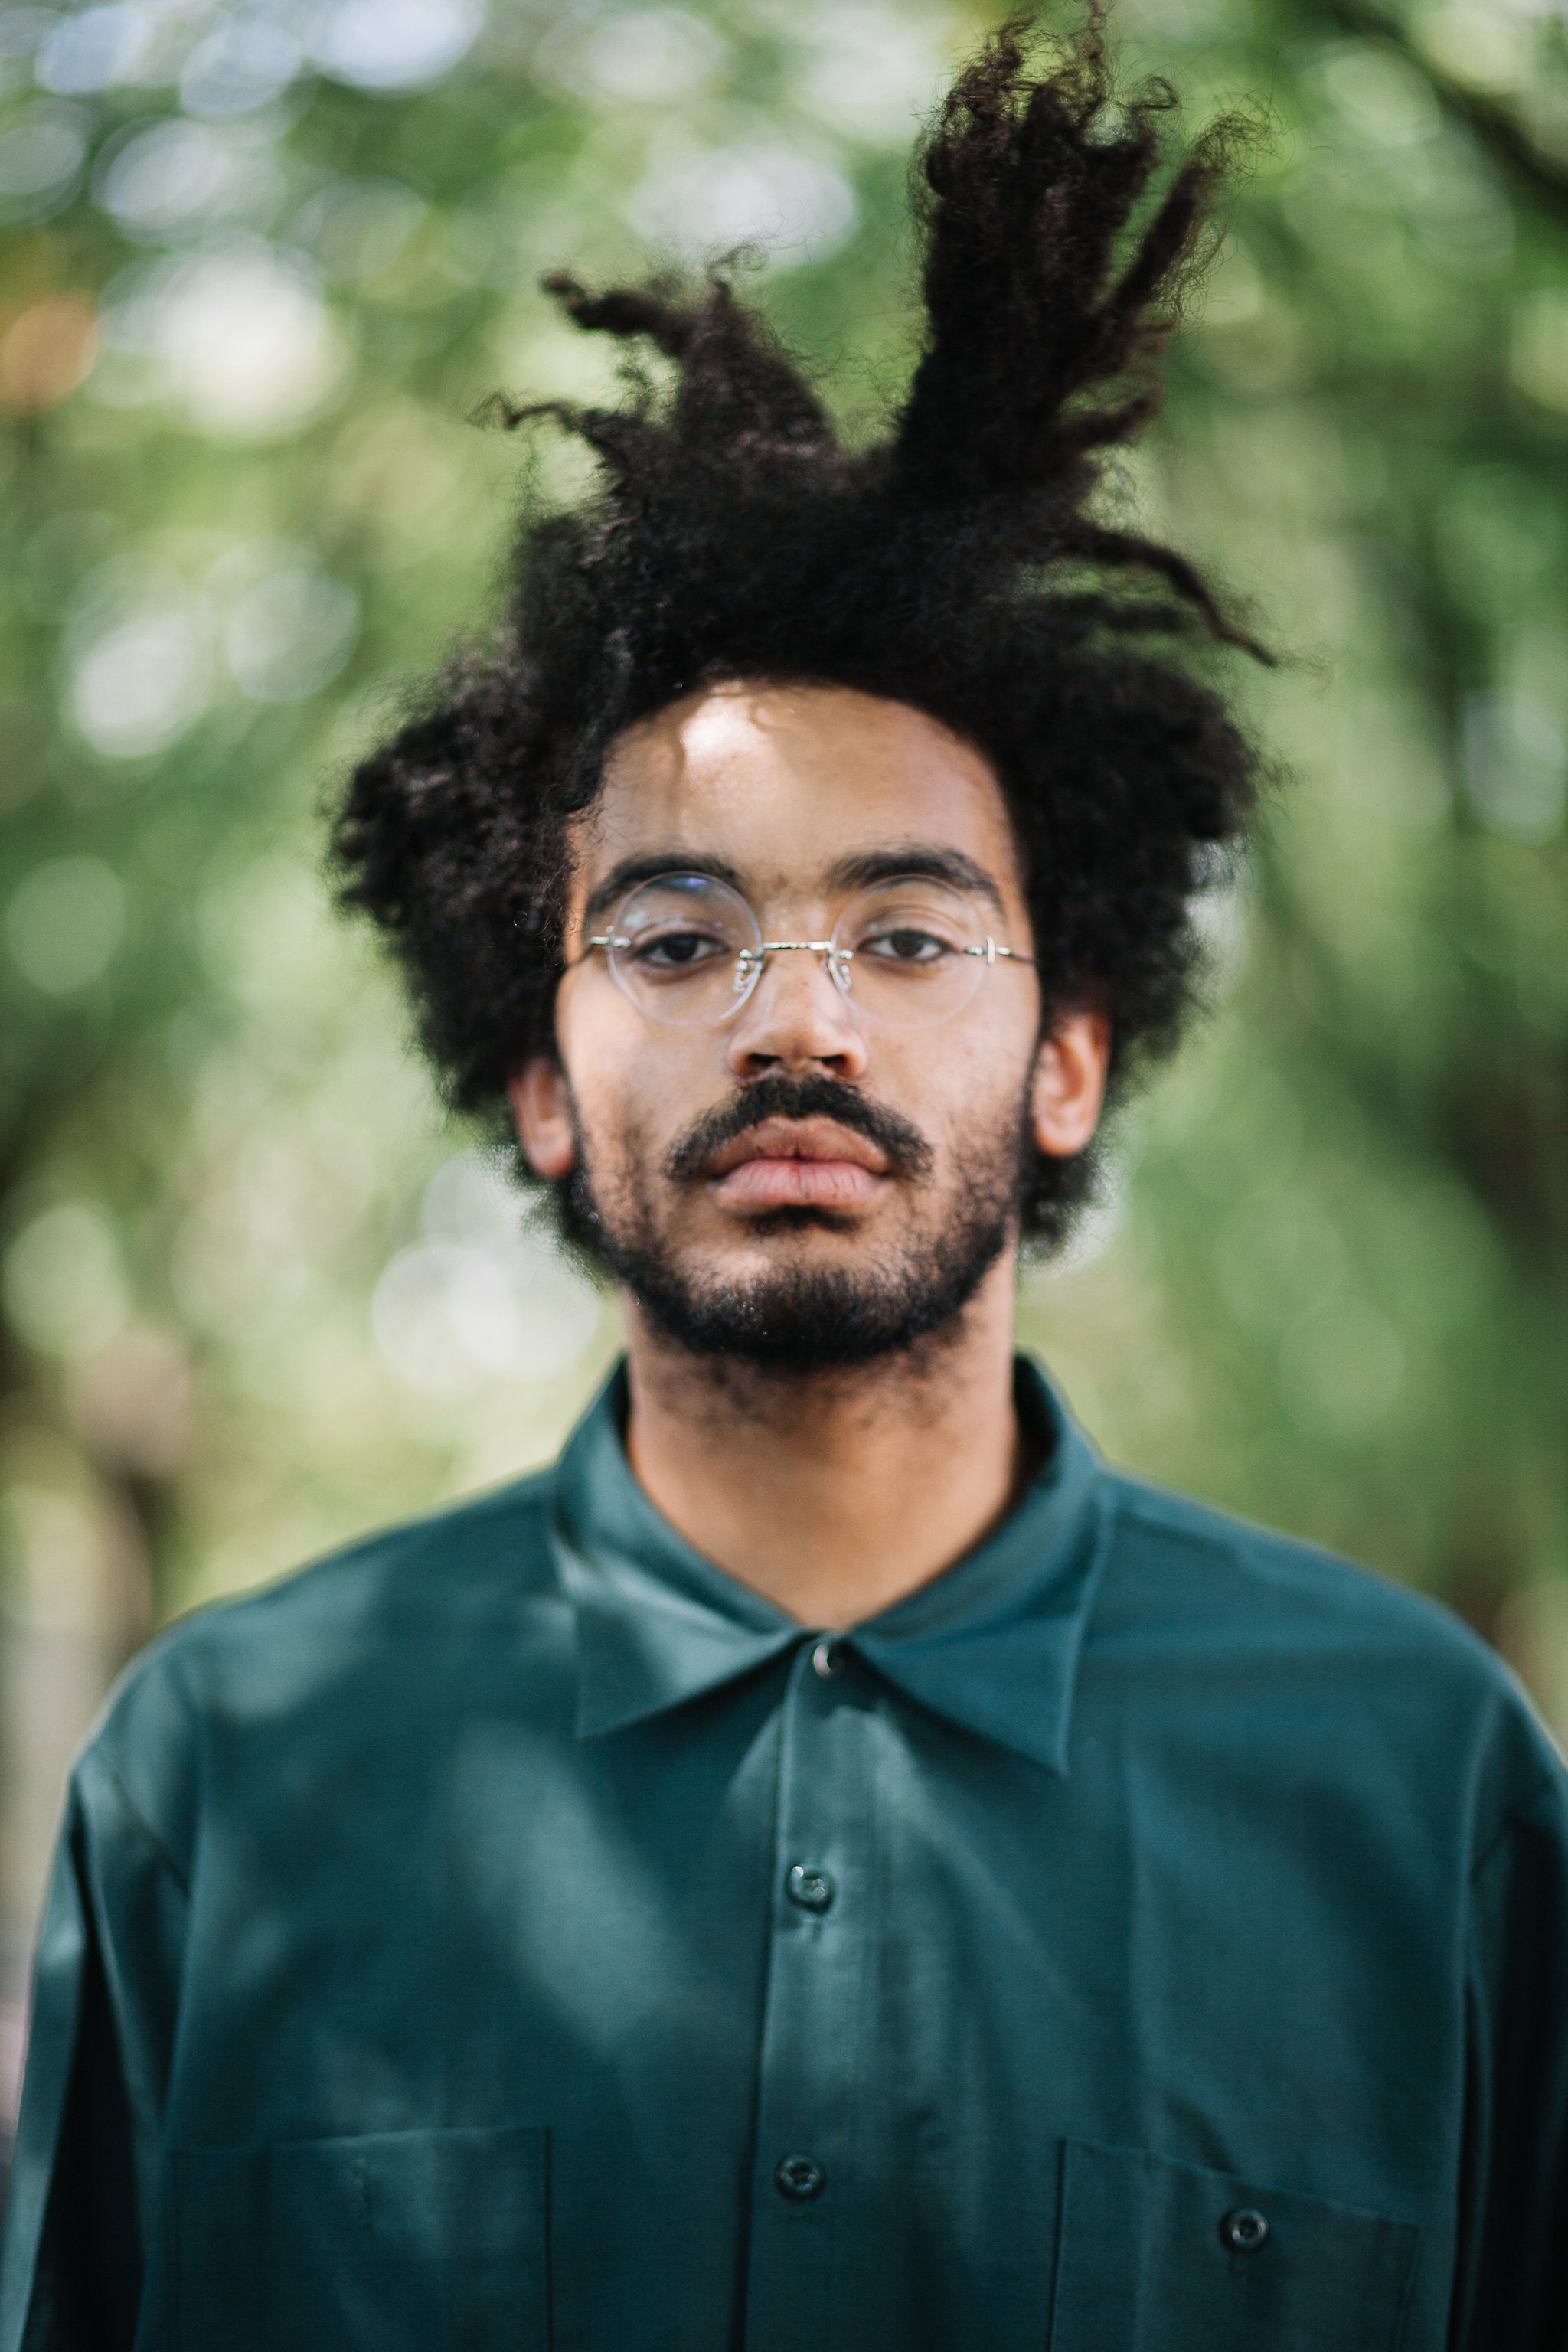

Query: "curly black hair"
(334, 11), (1264, 1253)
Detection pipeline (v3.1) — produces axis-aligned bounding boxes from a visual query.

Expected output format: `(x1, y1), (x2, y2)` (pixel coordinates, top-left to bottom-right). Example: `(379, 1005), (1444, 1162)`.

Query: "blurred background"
(1, 0), (1566, 2135)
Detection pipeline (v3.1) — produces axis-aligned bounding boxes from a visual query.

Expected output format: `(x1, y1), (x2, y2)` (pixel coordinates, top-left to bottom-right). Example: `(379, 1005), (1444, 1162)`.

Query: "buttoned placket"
(743, 1634), (876, 2349)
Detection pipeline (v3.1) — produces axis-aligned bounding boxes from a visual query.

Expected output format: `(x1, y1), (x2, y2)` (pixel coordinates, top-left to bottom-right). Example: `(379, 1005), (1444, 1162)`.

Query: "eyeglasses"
(577, 870), (1036, 1032)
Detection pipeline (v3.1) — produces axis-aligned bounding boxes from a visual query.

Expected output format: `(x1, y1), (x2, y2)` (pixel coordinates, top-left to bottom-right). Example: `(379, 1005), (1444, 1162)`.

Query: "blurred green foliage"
(2, 0), (1566, 1949)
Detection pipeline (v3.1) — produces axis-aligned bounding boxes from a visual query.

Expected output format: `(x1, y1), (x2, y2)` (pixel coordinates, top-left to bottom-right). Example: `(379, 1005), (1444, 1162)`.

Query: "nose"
(725, 947), (869, 1082)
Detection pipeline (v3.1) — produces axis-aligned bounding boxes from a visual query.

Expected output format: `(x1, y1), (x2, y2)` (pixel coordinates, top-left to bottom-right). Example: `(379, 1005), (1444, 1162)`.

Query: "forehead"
(573, 682), (1021, 903)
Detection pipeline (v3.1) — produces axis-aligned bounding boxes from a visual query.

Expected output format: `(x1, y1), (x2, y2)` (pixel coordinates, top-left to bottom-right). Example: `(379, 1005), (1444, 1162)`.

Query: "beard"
(551, 1071), (1029, 1374)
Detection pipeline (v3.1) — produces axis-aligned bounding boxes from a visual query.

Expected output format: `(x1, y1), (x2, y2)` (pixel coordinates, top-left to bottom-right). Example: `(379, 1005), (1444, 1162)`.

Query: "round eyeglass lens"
(603, 872), (763, 1027)
(828, 877), (997, 1031)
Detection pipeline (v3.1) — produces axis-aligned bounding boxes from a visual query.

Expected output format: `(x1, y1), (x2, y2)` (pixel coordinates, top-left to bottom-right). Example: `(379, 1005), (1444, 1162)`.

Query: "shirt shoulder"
(1099, 1467), (1487, 1655)
(77, 1465), (567, 1870)
(1093, 1466), (1565, 1860)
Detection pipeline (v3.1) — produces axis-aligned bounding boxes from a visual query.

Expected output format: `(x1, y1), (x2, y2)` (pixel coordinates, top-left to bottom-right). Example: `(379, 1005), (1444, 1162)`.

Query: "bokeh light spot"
(67, 595), (210, 759)
(309, 0), (484, 93)
(629, 137), (857, 264)
(34, 4), (151, 95)
(0, 103), (88, 221)
(181, 21), (303, 118)
(98, 241), (349, 437)
(94, 118), (283, 245)
(224, 568), (360, 703)
(789, 4), (944, 145)
(290, 177), (427, 283)
(0, 292), (97, 413)
(1463, 694), (1566, 844)
(537, 8), (727, 106)
(6, 856), (125, 994)
(3, 1201), (129, 1360)
(371, 1152), (600, 1396)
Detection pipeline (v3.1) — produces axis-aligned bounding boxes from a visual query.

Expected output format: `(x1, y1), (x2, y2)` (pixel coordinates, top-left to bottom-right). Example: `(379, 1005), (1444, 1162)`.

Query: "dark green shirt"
(3, 1361), (1566, 2350)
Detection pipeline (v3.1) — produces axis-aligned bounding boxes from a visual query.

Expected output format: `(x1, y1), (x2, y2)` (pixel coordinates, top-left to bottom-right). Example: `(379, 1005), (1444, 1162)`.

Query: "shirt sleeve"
(1450, 1767), (1568, 2352)
(0, 1751), (187, 2352)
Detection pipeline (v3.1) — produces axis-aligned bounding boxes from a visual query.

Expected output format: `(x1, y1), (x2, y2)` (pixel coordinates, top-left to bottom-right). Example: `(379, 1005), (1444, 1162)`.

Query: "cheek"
(930, 991), (1040, 1095)
(554, 982), (714, 1154)
(877, 1014), (1038, 1150)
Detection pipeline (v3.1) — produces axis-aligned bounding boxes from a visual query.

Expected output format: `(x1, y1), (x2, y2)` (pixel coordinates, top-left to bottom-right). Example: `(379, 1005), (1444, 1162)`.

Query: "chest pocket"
(1049, 2140), (1420, 2352)
(165, 2123), (548, 2352)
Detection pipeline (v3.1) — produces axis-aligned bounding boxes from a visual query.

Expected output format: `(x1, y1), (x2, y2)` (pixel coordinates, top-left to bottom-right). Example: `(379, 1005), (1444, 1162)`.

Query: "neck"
(621, 1253), (1029, 1626)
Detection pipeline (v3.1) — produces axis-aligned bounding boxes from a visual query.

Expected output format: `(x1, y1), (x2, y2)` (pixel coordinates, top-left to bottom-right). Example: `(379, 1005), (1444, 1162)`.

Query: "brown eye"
(829, 877), (1002, 1029)
(861, 926), (949, 965)
(602, 873), (763, 1026)
(631, 929), (728, 972)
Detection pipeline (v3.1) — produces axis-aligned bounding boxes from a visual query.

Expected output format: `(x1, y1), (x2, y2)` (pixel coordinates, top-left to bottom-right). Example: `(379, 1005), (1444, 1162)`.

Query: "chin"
(564, 1144), (1021, 1372)
(619, 1226), (1011, 1374)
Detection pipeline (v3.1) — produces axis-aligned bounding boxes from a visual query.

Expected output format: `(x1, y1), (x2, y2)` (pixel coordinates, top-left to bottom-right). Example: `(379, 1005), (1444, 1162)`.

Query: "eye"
(626, 926), (730, 974)
(859, 924), (952, 966)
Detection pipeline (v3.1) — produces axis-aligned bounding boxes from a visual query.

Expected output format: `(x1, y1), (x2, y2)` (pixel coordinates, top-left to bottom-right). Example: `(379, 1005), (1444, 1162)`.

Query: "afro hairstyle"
(333, 10), (1265, 1254)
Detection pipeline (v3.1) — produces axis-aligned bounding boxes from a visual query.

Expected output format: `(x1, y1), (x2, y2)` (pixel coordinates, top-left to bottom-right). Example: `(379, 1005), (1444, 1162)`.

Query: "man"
(3, 20), (1566, 2351)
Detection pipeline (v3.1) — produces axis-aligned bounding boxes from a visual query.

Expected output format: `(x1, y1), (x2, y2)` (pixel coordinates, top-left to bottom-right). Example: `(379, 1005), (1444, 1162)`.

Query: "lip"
(706, 1116), (889, 1177)
(705, 1116), (889, 1211)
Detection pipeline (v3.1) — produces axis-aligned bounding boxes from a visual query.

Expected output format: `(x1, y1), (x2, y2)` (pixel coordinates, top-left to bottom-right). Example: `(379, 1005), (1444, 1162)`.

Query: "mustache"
(662, 1074), (934, 1186)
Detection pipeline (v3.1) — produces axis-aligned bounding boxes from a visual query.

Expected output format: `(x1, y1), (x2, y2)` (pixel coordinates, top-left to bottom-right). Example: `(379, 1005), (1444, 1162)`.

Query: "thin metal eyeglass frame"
(577, 880), (1037, 1029)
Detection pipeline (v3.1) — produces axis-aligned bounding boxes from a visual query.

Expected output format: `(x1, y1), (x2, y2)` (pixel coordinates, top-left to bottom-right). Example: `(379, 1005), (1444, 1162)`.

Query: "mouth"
(705, 1116), (891, 1211)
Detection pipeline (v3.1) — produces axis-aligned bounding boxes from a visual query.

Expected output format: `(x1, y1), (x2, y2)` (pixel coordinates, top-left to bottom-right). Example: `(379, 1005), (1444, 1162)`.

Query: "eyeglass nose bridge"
(732, 937), (854, 1010)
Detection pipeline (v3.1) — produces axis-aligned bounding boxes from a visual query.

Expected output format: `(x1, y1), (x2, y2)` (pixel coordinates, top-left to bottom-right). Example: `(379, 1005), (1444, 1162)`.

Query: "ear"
(508, 1058), (577, 1180)
(1030, 1008), (1111, 1159)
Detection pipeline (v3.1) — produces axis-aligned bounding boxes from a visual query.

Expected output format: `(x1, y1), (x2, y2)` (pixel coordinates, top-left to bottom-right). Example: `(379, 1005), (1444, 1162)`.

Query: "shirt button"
(1220, 2207), (1269, 2253)
(786, 1864), (836, 1913)
(775, 2154), (825, 2201)
(811, 1638), (846, 1680)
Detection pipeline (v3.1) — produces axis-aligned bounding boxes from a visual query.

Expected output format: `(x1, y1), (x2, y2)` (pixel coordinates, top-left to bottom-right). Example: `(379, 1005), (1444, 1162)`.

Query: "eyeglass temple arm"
(965, 939), (1036, 966)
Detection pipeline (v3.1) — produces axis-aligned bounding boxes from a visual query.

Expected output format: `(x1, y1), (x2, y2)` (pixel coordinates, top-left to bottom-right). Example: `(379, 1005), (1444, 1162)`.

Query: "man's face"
(511, 682), (1106, 1370)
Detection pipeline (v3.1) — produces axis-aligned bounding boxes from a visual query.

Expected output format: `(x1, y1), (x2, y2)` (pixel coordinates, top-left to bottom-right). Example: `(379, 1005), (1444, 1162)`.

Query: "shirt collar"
(550, 1357), (1112, 1773)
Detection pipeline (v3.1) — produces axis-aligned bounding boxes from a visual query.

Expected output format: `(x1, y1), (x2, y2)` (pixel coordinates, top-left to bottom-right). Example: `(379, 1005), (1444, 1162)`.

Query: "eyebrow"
(582, 851), (749, 931)
(823, 844), (1006, 913)
(580, 841), (1007, 930)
